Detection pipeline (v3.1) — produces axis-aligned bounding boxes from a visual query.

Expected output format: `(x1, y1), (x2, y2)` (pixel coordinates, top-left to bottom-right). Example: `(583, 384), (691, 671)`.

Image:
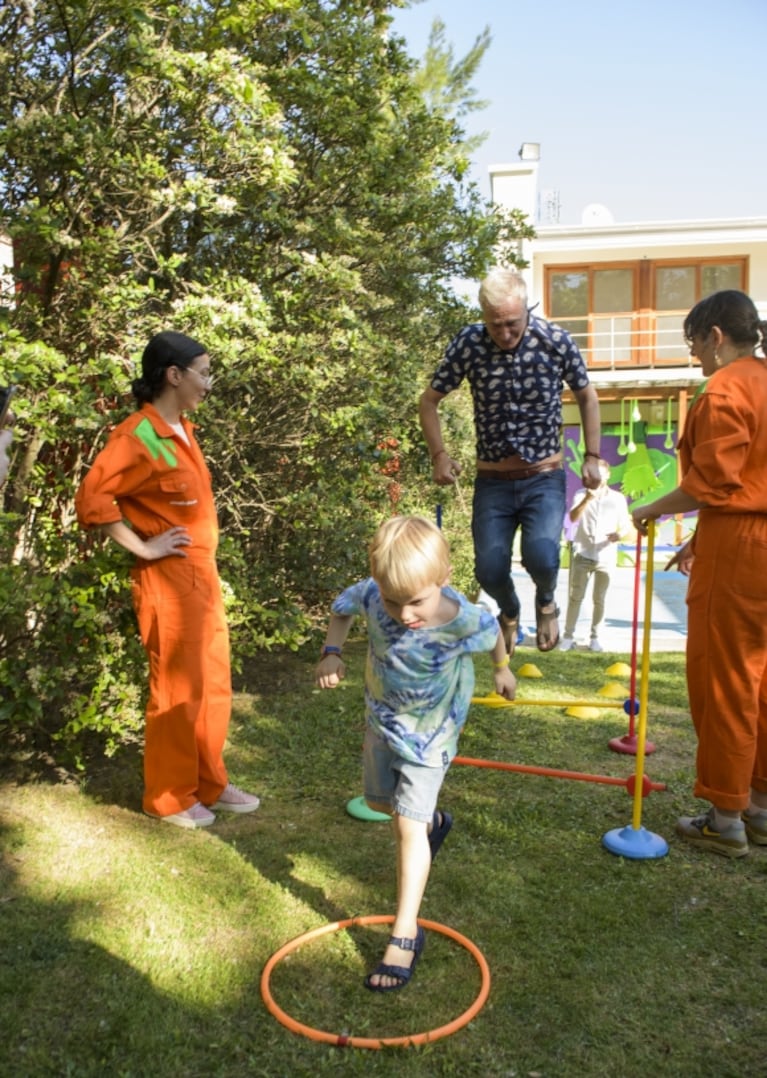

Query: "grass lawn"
(1, 643), (766, 1077)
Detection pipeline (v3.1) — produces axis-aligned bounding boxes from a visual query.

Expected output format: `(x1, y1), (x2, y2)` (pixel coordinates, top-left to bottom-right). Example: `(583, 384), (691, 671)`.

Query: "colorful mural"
(563, 415), (695, 551)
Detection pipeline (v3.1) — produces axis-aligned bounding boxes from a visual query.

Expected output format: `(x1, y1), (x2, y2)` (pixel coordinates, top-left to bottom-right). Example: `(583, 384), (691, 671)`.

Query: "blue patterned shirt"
(429, 315), (590, 462)
(331, 578), (499, 767)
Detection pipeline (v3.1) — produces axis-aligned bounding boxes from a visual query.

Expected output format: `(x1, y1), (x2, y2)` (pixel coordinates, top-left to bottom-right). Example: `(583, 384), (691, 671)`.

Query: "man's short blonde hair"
(478, 267), (528, 311)
(369, 516), (451, 599)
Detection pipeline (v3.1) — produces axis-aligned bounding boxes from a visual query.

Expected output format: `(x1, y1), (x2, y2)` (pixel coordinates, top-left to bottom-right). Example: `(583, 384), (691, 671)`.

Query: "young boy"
(315, 515), (516, 991)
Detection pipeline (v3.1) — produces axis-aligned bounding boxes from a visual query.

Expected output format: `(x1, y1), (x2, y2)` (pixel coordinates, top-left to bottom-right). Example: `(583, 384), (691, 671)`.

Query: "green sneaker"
(675, 808), (748, 859)
(742, 809), (767, 846)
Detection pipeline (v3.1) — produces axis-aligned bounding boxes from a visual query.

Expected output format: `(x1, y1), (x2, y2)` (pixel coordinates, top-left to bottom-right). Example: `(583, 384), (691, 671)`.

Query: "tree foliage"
(0, 0), (533, 765)
(413, 16), (491, 157)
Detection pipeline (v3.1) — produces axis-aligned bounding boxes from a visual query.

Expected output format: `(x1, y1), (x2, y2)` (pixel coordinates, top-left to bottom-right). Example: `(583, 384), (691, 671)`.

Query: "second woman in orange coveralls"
(633, 291), (767, 859)
(76, 331), (261, 829)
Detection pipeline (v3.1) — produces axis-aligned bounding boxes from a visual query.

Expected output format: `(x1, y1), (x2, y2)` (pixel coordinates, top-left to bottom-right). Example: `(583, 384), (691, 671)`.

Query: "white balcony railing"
(551, 307), (767, 370)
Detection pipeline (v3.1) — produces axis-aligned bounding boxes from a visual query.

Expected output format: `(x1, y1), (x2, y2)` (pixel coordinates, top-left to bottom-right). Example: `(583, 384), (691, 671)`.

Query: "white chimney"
(489, 150), (540, 223)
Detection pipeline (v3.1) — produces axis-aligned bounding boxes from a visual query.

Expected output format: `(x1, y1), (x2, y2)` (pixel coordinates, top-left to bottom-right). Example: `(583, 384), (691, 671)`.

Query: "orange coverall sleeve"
(680, 365), (767, 512)
(75, 432), (155, 529)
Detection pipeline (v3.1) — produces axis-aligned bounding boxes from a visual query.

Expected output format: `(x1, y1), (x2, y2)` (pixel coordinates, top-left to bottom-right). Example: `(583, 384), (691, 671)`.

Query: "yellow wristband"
(493, 657), (510, 669)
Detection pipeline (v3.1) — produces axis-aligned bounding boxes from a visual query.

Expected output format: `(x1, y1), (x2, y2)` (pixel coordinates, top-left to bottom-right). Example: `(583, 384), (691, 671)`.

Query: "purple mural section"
(563, 425), (695, 550)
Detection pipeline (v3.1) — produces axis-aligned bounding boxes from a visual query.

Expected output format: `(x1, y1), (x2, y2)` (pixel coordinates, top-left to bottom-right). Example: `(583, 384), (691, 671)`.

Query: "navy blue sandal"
(364, 925), (426, 992)
(428, 809), (453, 861)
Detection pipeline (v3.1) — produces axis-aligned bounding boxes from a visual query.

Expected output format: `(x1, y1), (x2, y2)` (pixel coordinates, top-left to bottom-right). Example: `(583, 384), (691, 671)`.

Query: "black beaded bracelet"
(584, 451), (601, 459)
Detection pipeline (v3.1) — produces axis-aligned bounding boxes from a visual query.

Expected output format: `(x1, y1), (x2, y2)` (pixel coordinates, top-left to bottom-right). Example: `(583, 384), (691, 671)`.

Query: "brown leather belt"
(476, 461), (563, 482)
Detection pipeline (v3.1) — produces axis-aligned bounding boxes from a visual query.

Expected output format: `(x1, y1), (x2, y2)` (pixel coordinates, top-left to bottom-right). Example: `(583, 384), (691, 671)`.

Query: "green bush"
(0, 520), (145, 767)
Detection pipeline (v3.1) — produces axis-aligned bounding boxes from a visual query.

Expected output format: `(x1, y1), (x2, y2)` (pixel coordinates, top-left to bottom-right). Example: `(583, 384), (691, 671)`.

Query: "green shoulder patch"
(134, 416), (178, 467)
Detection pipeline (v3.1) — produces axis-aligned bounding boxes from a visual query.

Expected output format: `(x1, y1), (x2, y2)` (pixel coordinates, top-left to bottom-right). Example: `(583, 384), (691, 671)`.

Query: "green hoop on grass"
(345, 796), (391, 822)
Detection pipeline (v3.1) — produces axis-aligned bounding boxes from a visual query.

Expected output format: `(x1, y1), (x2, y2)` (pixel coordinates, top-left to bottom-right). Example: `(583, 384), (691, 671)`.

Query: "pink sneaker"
(211, 782), (261, 814)
(145, 802), (215, 829)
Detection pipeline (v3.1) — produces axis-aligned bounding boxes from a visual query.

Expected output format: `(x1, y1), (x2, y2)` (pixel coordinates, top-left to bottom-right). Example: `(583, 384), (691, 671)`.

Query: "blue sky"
(391, 0), (766, 225)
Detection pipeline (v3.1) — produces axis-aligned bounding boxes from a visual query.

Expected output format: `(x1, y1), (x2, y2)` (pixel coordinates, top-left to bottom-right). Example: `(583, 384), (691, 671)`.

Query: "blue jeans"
(472, 469), (566, 620)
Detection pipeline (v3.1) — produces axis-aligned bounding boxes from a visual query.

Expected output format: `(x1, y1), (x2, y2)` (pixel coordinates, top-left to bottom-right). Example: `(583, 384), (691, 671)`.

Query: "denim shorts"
(362, 726), (449, 823)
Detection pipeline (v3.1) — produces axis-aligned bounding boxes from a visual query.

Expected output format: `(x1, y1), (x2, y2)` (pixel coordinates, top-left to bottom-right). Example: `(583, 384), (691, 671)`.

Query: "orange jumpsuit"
(75, 403), (230, 816)
(680, 356), (767, 811)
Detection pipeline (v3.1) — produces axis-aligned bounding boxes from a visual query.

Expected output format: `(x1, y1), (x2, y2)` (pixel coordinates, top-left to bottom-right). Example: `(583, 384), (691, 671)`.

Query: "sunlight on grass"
(2, 784), (327, 1008)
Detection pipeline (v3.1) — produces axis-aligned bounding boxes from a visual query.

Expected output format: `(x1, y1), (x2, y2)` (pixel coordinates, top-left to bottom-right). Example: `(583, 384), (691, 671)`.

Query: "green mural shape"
(617, 421), (661, 499)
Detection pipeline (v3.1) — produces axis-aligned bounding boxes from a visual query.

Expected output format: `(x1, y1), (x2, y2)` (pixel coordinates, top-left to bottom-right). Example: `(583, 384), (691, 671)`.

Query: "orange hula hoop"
(260, 914), (491, 1049)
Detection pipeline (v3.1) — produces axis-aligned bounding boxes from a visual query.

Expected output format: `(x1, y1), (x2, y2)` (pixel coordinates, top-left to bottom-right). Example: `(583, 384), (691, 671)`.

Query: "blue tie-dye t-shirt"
(331, 578), (499, 767)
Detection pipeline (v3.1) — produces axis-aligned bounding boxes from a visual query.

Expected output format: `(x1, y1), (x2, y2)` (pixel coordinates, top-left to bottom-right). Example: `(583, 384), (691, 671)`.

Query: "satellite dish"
(581, 203), (614, 225)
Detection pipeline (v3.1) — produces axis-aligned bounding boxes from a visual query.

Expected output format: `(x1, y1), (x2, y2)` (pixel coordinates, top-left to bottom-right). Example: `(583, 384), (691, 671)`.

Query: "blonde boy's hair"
(369, 516), (451, 599)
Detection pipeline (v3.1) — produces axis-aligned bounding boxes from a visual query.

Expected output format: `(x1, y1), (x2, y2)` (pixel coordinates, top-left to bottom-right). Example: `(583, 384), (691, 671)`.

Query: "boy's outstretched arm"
(489, 631), (516, 700)
(314, 613), (354, 689)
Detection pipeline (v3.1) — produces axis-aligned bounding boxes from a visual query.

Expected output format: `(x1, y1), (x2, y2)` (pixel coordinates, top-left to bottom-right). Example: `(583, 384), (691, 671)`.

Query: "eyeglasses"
(181, 366), (213, 387)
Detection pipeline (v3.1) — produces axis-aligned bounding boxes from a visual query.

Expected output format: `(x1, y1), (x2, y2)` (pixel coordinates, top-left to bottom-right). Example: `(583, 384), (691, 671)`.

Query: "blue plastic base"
(602, 824), (669, 860)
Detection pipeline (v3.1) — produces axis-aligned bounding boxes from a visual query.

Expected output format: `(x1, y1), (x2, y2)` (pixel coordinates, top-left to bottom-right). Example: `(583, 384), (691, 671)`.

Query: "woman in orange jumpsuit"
(633, 291), (767, 858)
(76, 331), (261, 829)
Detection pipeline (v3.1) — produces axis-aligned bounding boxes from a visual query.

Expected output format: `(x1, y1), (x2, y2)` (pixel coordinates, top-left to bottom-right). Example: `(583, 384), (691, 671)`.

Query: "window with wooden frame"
(545, 257), (747, 368)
